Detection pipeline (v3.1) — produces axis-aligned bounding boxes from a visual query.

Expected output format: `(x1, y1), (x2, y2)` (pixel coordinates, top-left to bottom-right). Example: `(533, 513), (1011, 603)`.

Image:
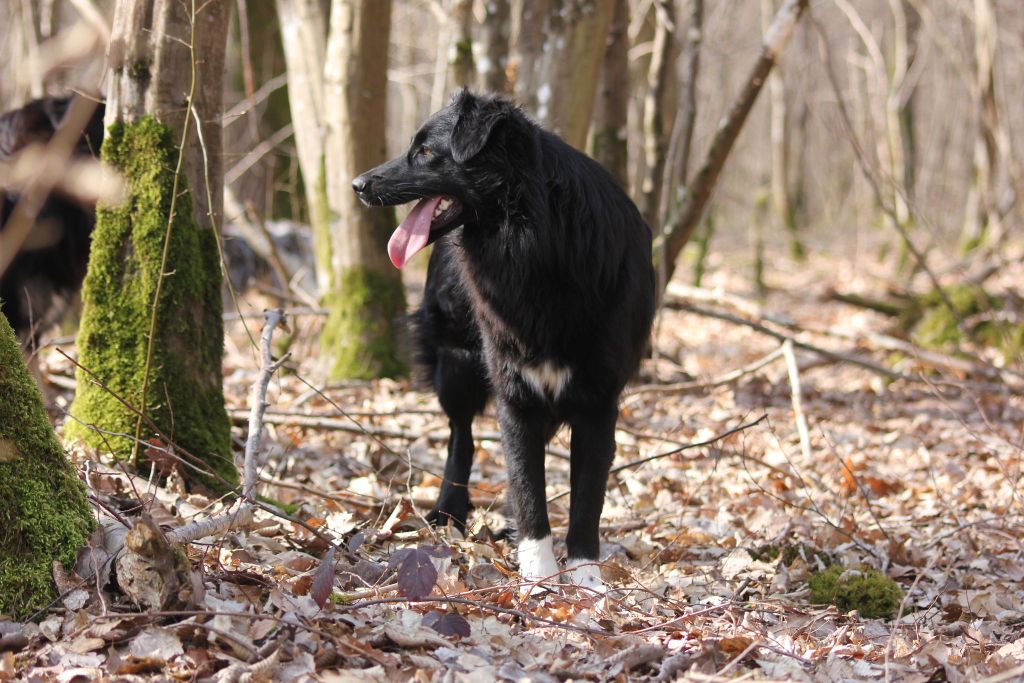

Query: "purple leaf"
(423, 611), (471, 638)
(348, 532), (366, 554)
(310, 546), (337, 608)
(422, 544), (452, 558)
(395, 547), (439, 600)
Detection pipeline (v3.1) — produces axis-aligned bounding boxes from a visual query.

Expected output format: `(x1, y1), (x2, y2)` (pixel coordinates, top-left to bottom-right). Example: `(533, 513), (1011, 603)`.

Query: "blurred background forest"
(3, 0), (1021, 293)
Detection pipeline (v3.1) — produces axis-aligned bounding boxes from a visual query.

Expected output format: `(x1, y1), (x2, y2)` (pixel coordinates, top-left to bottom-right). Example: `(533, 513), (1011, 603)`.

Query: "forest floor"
(10, 243), (1024, 682)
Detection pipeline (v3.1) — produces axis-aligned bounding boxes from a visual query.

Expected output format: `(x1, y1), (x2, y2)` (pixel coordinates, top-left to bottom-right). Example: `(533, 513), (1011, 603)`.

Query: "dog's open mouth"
(387, 196), (463, 268)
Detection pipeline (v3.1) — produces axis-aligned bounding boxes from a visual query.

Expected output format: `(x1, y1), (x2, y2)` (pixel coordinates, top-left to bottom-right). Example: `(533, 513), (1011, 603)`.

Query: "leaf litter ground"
(8, 248), (1024, 682)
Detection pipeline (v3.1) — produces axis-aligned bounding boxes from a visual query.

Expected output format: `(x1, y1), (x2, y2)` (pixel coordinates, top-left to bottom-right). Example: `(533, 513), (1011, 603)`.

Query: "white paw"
(518, 535), (558, 589)
(566, 558), (605, 594)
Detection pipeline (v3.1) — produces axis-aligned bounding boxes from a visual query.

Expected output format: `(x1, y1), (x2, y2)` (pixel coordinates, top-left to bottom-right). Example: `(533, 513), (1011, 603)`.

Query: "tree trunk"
(67, 0), (234, 490)
(513, 0), (614, 149)
(478, 0), (510, 93)
(656, 0), (808, 288)
(1, 308), (93, 619)
(275, 0), (330, 293)
(761, 0), (804, 260)
(319, 0), (406, 379)
(638, 0), (677, 230)
(962, 0), (1007, 251)
(448, 0), (475, 88)
(590, 0), (629, 188)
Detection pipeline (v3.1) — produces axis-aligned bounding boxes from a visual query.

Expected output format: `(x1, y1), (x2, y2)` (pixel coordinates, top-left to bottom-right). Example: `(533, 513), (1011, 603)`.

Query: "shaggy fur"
(353, 90), (655, 575)
(0, 96), (104, 345)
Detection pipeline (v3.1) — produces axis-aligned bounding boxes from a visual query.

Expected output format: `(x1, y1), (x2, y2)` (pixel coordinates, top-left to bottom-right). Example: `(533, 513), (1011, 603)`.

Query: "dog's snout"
(352, 175), (371, 194)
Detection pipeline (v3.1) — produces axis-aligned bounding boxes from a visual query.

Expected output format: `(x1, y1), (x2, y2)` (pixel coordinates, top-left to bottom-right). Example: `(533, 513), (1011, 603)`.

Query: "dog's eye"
(418, 146), (433, 158)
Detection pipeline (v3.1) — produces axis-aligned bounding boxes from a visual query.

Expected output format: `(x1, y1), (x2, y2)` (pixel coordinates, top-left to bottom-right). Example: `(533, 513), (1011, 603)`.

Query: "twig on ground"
(781, 340), (813, 462)
(671, 300), (915, 382)
(628, 345), (785, 395)
(548, 415), (768, 503)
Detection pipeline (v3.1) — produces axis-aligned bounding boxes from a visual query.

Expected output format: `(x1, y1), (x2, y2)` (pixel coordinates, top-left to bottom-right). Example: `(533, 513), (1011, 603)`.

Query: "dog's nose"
(352, 175), (370, 194)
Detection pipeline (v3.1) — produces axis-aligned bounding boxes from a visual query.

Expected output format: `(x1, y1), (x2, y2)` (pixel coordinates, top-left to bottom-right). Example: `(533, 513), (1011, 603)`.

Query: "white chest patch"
(520, 361), (571, 400)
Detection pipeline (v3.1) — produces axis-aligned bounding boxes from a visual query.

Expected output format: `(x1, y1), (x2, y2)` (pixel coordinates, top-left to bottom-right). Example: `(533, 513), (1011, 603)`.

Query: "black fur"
(353, 91), (655, 564)
(0, 96), (104, 345)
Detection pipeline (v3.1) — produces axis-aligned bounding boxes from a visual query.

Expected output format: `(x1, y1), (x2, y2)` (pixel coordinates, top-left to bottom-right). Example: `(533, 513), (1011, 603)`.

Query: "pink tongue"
(387, 196), (443, 268)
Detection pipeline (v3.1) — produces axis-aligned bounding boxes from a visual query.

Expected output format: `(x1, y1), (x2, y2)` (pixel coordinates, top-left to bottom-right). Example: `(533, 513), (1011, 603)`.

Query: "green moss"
(66, 116), (234, 491)
(751, 543), (831, 568)
(904, 283), (1023, 362)
(809, 564), (904, 619)
(129, 59), (151, 80)
(320, 266), (407, 380)
(0, 308), (94, 619)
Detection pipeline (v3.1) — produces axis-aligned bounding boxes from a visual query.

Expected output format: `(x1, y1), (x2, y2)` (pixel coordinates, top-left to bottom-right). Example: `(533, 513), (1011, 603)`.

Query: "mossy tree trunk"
(275, 0), (406, 380)
(66, 0), (235, 490)
(0, 308), (93, 619)
(319, 0), (406, 379)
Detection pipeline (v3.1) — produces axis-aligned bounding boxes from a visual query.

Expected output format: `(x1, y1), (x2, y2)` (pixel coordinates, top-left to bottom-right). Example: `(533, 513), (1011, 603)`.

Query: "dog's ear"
(450, 90), (505, 163)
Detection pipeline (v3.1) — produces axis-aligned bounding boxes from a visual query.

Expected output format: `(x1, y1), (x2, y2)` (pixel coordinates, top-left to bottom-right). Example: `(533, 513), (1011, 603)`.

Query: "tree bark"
(274, 0), (330, 293)
(67, 0), (235, 490)
(513, 0), (614, 149)
(0, 308), (94, 619)
(320, 0), (407, 379)
(761, 0), (804, 260)
(656, 0), (808, 288)
(478, 0), (511, 93)
(962, 0), (1008, 250)
(590, 0), (629, 188)
(448, 0), (475, 88)
(638, 0), (677, 230)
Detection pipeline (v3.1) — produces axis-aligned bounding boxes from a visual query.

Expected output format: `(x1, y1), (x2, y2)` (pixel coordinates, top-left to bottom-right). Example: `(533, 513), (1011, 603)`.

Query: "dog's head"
(352, 89), (521, 268)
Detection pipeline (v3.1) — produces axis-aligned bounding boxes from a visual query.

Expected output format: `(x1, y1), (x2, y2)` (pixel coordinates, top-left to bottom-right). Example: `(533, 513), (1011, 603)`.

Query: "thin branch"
(243, 310), (288, 499)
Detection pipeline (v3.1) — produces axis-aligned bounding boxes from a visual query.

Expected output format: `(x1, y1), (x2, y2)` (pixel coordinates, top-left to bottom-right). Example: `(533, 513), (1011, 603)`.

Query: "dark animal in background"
(353, 90), (656, 588)
(0, 96), (105, 346)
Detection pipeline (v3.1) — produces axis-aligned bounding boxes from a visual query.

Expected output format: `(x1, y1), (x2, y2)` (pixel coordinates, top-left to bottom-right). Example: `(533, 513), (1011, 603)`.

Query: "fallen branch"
(627, 345), (785, 395)
(244, 310), (289, 499)
(671, 300), (914, 382)
(781, 340), (813, 461)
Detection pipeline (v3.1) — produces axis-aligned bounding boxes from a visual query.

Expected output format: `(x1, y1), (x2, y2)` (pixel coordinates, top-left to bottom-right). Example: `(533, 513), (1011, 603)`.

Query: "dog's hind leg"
(498, 399), (559, 583)
(565, 402), (618, 591)
(427, 347), (488, 532)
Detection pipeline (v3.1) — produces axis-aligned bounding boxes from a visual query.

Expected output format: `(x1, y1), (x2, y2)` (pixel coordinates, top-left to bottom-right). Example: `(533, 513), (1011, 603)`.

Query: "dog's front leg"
(427, 416), (475, 532)
(565, 402), (618, 590)
(498, 399), (558, 583)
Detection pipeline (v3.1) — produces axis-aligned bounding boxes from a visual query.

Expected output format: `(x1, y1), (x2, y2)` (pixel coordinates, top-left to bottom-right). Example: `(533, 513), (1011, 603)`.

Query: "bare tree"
(638, 0), (677, 230)
(274, 0), (405, 378)
(761, 0), (804, 259)
(478, 0), (511, 92)
(591, 0), (629, 188)
(274, 0), (329, 291)
(962, 0), (1010, 251)
(448, 0), (475, 88)
(657, 0), (808, 287)
(511, 0), (614, 149)
(67, 0), (234, 488)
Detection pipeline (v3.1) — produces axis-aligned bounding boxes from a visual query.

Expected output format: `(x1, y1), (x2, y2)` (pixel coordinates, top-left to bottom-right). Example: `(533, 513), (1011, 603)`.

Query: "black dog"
(353, 90), (655, 588)
(0, 96), (104, 346)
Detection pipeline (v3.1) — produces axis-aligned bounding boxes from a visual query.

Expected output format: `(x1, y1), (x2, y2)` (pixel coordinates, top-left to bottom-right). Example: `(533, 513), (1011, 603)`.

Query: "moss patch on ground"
(903, 283), (1023, 362)
(320, 266), (408, 380)
(809, 564), (904, 619)
(66, 116), (234, 491)
(0, 308), (94, 619)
